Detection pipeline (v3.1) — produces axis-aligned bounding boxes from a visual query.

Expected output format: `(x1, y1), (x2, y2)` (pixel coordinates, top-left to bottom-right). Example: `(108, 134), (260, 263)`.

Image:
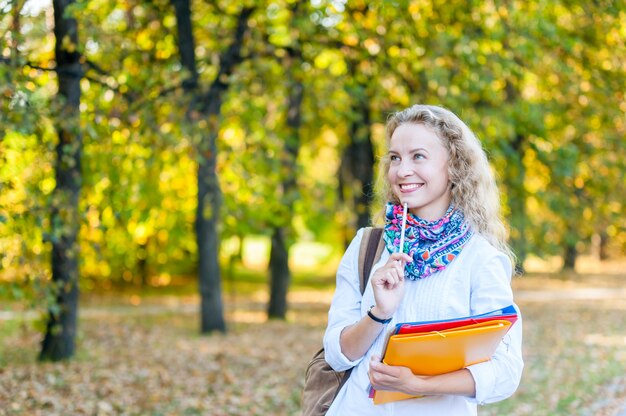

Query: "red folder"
(394, 305), (518, 335)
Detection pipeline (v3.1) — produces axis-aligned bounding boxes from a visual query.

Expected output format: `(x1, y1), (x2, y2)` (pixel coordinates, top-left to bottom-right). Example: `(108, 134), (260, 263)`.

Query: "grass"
(1, 269), (626, 415)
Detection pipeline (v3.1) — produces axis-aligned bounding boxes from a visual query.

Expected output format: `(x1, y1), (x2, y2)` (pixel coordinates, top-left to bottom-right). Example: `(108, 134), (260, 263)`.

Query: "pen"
(399, 202), (407, 254)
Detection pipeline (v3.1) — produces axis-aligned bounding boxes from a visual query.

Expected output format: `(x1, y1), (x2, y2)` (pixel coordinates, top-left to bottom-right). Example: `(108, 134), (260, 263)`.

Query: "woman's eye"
(390, 155), (400, 161)
(414, 153), (425, 160)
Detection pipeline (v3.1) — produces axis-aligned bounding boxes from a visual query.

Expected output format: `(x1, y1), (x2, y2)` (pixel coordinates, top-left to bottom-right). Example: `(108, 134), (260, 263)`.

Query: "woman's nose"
(396, 160), (413, 177)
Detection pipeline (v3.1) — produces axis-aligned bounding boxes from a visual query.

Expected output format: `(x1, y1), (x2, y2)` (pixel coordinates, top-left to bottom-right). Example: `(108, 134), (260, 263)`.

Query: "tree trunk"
(196, 133), (226, 332)
(598, 230), (609, 261)
(508, 133), (528, 274)
(267, 52), (303, 319)
(339, 82), (375, 245)
(268, 227), (291, 318)
(40, 0), (82, 361)
(172, 0), (198, 90)
(562, 242), (577, 272)
(350, 97), (375, 230)
(137, 240), (149, 287)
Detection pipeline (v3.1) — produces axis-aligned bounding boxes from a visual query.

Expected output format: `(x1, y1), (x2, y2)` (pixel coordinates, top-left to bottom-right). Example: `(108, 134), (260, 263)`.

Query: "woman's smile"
(399, 183), (423, 192)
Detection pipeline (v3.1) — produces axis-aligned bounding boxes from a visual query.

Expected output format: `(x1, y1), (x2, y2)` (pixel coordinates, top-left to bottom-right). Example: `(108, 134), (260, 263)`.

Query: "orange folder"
(372, 320), (512, 405)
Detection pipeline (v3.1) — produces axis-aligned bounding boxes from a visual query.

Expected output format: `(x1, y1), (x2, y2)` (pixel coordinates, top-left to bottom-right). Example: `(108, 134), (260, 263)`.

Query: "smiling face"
(387, 123), (451, 221)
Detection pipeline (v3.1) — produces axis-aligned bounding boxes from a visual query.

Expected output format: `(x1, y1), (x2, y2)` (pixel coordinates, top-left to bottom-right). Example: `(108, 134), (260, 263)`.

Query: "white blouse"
(323, 228), (524, 416)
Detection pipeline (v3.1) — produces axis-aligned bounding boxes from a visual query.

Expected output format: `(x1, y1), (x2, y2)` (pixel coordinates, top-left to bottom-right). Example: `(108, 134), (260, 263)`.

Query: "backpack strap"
(328, 227), (384, 404)
(358, 227), (385, 295)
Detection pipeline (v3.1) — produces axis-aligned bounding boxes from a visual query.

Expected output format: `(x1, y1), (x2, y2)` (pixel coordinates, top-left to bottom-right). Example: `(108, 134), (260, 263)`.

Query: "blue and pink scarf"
(383, 203), (473, 280)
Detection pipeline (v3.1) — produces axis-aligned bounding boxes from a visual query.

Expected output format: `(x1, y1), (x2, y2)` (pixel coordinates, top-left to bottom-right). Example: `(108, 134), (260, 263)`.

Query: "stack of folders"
(371, 305), (518, 405)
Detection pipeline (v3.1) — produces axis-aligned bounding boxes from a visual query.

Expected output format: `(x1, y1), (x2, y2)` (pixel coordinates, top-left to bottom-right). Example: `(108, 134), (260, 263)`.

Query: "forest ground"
(1, 265), (625, 416)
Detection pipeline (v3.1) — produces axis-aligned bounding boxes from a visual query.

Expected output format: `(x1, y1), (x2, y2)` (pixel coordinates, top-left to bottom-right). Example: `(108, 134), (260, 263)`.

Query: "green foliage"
(1, 0), (625, 297)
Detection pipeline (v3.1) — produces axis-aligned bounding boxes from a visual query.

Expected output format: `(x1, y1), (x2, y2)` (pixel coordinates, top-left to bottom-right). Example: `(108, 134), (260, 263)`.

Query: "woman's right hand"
(370, 252), (413, 320)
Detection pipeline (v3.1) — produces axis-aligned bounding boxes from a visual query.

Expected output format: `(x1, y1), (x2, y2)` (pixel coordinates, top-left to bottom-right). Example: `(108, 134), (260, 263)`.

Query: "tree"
(318, 2), (393, 244)
(40, 0), (82, 361)
(267, 2), (305, 319)
(172, 1), (255, 332)
(2, 0), (625, 326)
(524, 0), (626, 271)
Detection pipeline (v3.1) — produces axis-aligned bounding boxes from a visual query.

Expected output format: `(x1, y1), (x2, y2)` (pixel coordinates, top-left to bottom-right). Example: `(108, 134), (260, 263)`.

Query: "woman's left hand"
(368, 355), (424, 395)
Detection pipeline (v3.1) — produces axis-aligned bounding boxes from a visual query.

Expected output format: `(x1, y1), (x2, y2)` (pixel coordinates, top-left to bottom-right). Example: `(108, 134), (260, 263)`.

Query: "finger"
(392, 261), (405, 275)
(387, 265), (404, 284)
(370, 361), (403, 378)
(389, 270), (402, 288)
(369, 368), (399, 389)
(369, 360), (387, 374)
(388, 252), (413, 264)
(394, 268), (405, 284)
(387, 252), (404, 263)
(387, 270), (398, 286)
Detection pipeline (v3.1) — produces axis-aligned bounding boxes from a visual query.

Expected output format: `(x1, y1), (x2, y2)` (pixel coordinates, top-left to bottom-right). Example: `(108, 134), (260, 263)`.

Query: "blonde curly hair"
(375, 104), (514, 262)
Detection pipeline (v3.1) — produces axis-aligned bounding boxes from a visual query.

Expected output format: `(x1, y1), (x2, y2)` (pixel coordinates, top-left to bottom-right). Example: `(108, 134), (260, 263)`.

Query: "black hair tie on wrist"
(367, 305), (392, 324)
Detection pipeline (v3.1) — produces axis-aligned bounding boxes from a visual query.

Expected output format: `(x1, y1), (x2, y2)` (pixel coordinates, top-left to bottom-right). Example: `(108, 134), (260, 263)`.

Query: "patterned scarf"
(383, 203), (473, 280)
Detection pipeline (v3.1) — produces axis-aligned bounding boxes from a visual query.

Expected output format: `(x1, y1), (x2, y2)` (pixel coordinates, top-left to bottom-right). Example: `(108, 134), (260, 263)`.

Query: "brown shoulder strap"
(333, 228), (384, 400)
(358, 227), (384, 295)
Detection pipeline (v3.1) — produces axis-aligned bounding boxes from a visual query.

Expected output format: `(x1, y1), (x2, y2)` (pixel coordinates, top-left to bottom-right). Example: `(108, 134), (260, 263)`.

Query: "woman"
(323, 105), (523, 415)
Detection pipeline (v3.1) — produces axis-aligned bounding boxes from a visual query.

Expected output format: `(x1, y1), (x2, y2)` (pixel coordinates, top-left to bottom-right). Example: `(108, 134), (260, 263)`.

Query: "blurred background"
(1, 0), (625, 415)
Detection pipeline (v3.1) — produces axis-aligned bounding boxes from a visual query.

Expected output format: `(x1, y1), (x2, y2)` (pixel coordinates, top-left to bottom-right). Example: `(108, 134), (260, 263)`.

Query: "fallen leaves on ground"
(1, 304), (326, 416)
(0, 275), (625, 416)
